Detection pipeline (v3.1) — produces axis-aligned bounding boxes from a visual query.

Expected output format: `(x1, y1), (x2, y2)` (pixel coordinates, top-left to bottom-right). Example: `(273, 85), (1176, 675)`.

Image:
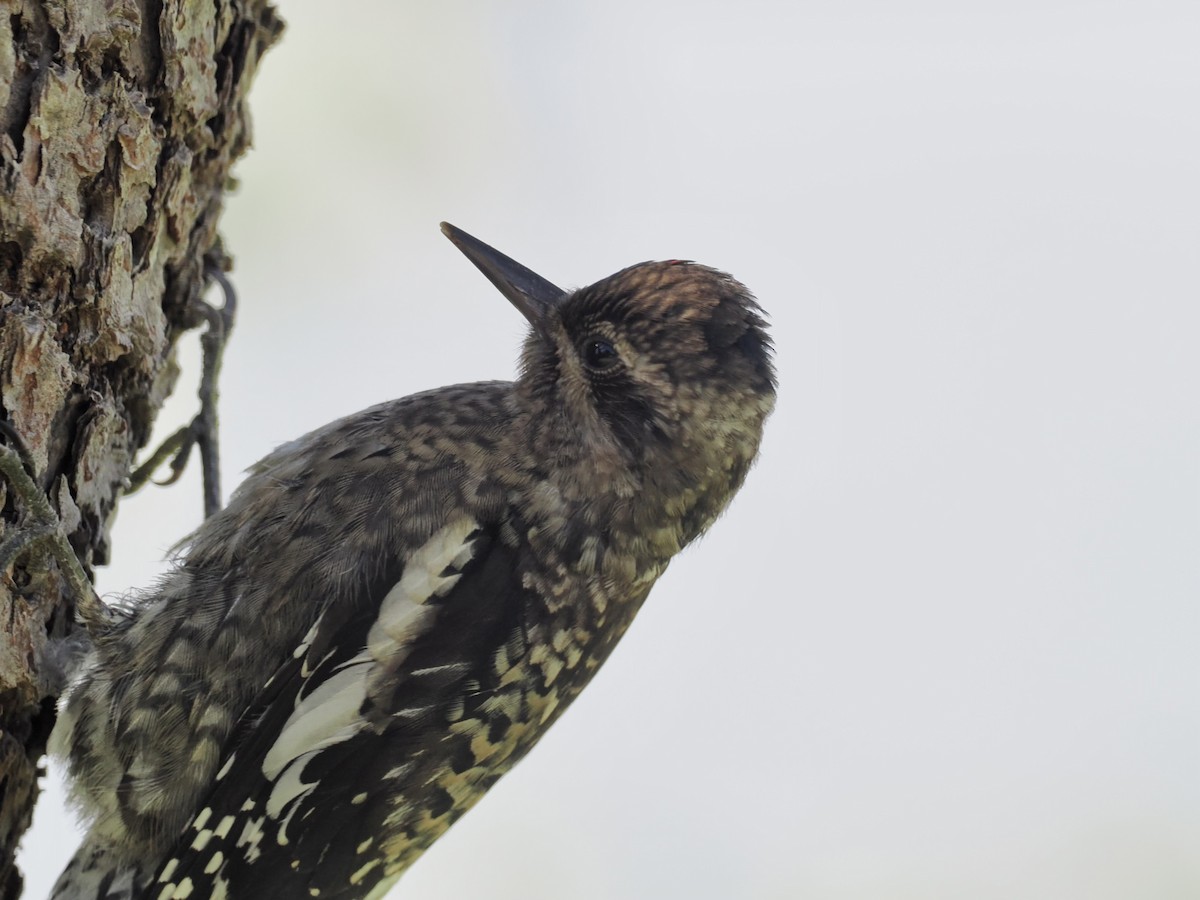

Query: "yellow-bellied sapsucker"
(43, 224), (776, 899)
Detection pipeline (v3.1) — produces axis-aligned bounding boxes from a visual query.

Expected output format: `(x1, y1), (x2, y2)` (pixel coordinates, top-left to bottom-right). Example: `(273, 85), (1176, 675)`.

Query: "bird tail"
(49, 841), (144, 900)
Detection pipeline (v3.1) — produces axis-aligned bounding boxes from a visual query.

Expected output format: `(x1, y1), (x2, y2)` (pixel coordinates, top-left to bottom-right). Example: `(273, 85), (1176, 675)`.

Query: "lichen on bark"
(0, 1), (282, 894)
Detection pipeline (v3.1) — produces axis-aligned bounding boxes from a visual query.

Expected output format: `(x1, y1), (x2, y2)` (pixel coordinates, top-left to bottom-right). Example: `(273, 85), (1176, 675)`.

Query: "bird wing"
(149, 515), (532, 899)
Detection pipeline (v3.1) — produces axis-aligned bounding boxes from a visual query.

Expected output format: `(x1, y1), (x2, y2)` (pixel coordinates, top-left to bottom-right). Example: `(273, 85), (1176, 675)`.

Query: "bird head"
(443, 223), (775, 547)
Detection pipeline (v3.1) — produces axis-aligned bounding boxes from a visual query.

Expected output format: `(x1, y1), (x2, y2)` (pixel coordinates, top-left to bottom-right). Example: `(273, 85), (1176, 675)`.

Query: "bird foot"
(0, 421), (109, 632)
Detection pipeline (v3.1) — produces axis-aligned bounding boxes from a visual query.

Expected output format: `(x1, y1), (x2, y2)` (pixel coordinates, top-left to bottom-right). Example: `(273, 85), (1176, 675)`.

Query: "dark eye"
(582, 337), (620, 370)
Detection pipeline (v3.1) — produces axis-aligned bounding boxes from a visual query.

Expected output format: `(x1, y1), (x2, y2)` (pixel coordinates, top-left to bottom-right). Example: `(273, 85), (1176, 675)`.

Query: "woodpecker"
(44, 224), (776, 899)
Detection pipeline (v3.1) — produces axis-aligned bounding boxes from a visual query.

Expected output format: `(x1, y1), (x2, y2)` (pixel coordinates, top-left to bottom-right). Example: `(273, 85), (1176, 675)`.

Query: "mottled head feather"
(514, 259), (776, 546)
(560, 260), (776, 396)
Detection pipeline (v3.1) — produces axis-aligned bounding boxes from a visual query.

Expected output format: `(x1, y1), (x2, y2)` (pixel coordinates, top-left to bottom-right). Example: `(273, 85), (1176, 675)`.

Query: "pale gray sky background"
(21, 2), (1200, 898)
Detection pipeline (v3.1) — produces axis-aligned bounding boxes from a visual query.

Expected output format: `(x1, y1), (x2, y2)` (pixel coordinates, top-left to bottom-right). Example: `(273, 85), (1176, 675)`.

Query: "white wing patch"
(365, 518), (479, 664)
(262, 662), (369, 790)
(261, 517), (481, 826)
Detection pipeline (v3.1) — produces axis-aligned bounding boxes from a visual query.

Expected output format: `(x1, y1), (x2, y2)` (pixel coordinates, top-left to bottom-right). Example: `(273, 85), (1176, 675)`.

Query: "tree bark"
(0, 1), (281, 895)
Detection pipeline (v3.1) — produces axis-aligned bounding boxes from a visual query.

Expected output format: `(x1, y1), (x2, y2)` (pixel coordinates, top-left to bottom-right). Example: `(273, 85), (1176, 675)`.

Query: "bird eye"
(582, 337), (620, 371)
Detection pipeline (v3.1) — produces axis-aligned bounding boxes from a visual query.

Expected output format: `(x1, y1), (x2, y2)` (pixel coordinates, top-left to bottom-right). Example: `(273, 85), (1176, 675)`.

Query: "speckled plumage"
(49, 225), (776, 899)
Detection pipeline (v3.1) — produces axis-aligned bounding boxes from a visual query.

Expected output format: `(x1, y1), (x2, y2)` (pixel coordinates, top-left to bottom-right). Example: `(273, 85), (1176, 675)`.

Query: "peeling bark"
(0, 1), (282, 895)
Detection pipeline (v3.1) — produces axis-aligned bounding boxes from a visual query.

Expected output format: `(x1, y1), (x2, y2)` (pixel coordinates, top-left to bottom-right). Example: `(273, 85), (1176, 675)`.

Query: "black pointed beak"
(441, 223), (565, 335)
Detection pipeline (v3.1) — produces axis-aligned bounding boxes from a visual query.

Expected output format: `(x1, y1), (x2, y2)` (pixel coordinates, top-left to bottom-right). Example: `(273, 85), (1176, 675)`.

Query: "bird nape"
(44, 223), (777, 899)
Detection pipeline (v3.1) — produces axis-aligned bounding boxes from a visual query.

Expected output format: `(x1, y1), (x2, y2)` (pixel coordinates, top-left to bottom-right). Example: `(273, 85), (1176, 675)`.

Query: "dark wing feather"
(149, 519), (532, 899)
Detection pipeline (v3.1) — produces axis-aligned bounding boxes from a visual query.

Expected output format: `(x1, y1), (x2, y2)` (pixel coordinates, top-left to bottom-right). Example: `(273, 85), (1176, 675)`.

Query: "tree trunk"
(0, 1), (281, 895)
